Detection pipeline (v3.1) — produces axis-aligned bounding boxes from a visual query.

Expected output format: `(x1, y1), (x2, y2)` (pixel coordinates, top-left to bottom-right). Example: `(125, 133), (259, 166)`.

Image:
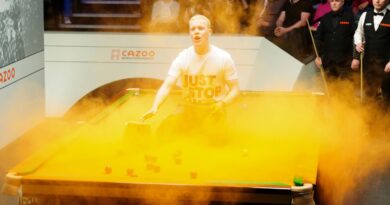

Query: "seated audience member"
(239, 0), (259, 30)
(150, 0), (180, 32)
(63, 0), (72, 24)
(181, 0), (213, 30)
(212, 0), (248, 33)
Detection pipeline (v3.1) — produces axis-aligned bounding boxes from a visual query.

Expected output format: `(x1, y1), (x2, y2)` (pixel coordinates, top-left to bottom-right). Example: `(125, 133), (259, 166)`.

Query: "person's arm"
(384, 62), (390, 73)
(274, 11), (286, 37)
(358, 1), (369, 11)
(285, 12), (311, 32)
(314, 19), (325, 68)
(241, 0), (249, 10)
(276, 11), (286, 27)
(354, 12), (366, 53)
(222, 79), (240, 104)
(259, 0), (268, 17)
(275, 11), (310, 37)
(384, 40), (390, 72)
(151, 2), (159, 23)
(387, 35), (390, 72)
(213, 55), (240, 111)
(256, 0), (269, 26)
(351, 12), (366, 70)
(213, 79), (240, 112)
(141, 75), (178, 121)
(170, 2), (180, 22)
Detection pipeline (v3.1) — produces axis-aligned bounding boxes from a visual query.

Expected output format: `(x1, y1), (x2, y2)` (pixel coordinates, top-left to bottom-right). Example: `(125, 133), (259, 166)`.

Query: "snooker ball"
(127, 169), (137, 177)
(105, 165), (112, 174)
(190, 171), (197, 179)
(127, 169), (133, 176)
(293, 176), (304, 186)
(154, 166), (160, 173)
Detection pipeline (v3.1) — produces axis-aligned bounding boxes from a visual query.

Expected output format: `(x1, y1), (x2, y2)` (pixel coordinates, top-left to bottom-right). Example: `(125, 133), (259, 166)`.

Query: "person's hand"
(358, 2), (368, 10)
(356, 43), (364, 53)
(257, 18), (270, 27)
(384, 61), (390, 73)
(315, 57), (322, 68)
(274, 27), (286, 37)
(141, 107), (158, 121)
(351, 59), (360, 70)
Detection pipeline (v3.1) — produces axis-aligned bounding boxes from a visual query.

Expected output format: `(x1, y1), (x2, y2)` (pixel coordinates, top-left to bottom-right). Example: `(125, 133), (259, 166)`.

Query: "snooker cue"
(306, 19), (330, 96)
(360, 52), (364, 104)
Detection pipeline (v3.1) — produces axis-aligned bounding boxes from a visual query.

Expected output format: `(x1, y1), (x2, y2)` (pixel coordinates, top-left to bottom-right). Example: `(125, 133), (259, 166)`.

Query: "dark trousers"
(363, 58), (390, 106)
(324, 61), (353, 80)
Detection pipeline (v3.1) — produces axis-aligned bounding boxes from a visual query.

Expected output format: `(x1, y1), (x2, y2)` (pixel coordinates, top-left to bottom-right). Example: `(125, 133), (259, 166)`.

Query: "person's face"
(372, 0), (389, 11)
(330, 0), (344, 12)
(189, 19), (211, 47)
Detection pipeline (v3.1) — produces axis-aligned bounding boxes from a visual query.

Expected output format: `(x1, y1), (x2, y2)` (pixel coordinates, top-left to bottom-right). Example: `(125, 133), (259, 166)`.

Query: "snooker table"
(2, 89), (323, 205)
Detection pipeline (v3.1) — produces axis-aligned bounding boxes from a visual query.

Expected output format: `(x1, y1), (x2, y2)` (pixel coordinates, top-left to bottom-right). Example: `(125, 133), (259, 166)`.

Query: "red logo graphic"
(0, 67), (16, 84)
(339, 21), (350, 25)
(380, 23), (390, 27)
(111, 49), (155, 60)
(111, 49), (121, 60)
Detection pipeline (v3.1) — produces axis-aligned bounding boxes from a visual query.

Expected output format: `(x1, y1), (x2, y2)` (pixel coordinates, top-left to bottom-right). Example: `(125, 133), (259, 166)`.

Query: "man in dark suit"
(315, 0), (356, 79)
(352, 0), (390, 105)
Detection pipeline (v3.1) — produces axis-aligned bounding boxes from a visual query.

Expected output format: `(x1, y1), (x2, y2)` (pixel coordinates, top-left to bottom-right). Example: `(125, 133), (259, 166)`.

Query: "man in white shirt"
(150, 0), (180, 32)
(142, 15), (240, 137)
(352, 0), (390, 105)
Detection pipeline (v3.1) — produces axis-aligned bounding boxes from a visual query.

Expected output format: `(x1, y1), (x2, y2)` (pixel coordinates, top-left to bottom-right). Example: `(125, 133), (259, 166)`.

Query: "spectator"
(311, 0), (332, 30)
(181, 0), (213, 30)
(63, 0), (72, 24)
(256, 0), (287, 37)
(150, 0), (180, 32)
(211, 0), (244, 33)
(274, 0), (314, 59)
(240, 0), (259, 30)
(352, 0), (372, 18)
(315, 0), (356, 79)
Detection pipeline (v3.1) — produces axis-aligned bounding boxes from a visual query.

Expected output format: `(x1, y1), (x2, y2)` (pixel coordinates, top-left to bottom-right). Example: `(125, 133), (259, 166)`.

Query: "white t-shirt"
(168, 45), (238, 104)
(151, 0), (180, 24)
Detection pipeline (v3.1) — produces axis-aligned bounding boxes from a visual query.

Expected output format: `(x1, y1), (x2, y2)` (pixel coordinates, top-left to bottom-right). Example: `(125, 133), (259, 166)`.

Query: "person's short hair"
(189, 15), (211, 29)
